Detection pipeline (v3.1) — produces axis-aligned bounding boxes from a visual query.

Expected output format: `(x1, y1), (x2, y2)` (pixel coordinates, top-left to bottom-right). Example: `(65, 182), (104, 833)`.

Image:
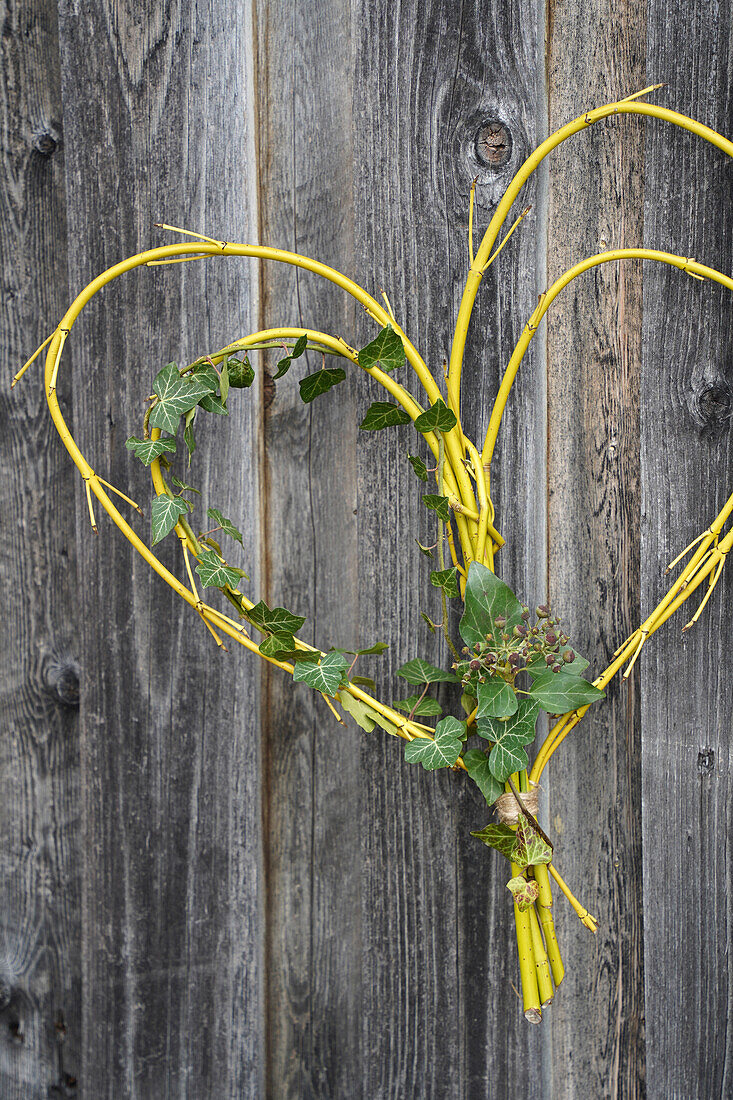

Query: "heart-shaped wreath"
(20, 87), (732, 1024)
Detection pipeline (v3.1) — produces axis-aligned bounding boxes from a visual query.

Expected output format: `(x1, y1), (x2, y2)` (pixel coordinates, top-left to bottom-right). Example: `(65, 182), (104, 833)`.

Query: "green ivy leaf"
(274, 334), (309, 380)
(359, 401), (412, 430)
(416, 540), (434, 559)
(149, 364), (213, 434)
(195, 548), (246, 589)
(299, 367), (347, 403)
(524, 649), (590, 676)
(430, 567), (459, 598)
(512, 816), (553, 869)
(199, 392), (228, 415)
(337, 691), (400, 736)
(357, 325), (406, 373)
(407, 453), (429, 481)
(126, 435), (177, 465)
(527, 669), (605, 713)
(151, 494), (188, 545)
(189, 363), (220, 392)
(220, 360), (229, 403)
(463, 748), (504, 807)
(396, 658), (458, 685)
(183, 408), (196, 459)
(293, 649), (350, 696)
(170, 475), (200, 494)
(349, 675), (376, 690)
(292, 333), (308, 358)
(206, 507), (243, 545)
(477, 697), (540, 746)
(459, 561), (525, 647)
(392, 695), (443, 717)
(414, 399), (457, 434)
(476, 677), (519, 719)
(247, 600), (306, 635)
(403, 716), (464, 770)
(470, 822), (518, 859)
(343, 642), (389, 655)
(227, 354), (255, 388)
(421, 612), (438, 634)
(422, 494), (451, 522)
(506, 875), (540, 912)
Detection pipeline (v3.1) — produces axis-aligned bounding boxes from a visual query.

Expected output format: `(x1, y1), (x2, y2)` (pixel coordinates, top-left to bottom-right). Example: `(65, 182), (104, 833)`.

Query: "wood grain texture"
(545, 6), (648, 1097)
(353, 1), (546, 1095)
(56, 1), (264, 1095)
(0, 2), (81, 1096)
(642, 4), (733, 1096)
(255, 2), (361, 1097)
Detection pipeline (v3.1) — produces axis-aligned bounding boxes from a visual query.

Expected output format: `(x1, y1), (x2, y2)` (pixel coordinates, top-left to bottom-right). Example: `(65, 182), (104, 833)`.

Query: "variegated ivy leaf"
(403, 716), (465, 771)
(488, 731), (529, 784)
(476, 677), (518, 719)
(459, 561), (525, 648)
(258, 632), (301, 659)
(151, 494), (188, 545)
(357, 324), (406, 373)
(506, 875), (540, 912)
(247, 600), (306, 635)
(293, 650), (349, 697)
(170, 475), (200, 494)
(207, 507), (243, 545)
(414, 399), (457, 434)
(527, 669), (605, 713)
(477, 697), (540, 747)
(470, 822), (518, 859)
(512, 815), (553, 869)
(462, 748), (504, 807)
(392, 695), (443, 717)
(422, 494), (451, 522)
(149, 364), (212, 435)
(396, 658), (458, 685)
(126, 435), (177, 465)
(430, 567), (459, 599)
(195, 548), (246, 589)
(299, 367), (346, 403)
(359, 401), (411, 430)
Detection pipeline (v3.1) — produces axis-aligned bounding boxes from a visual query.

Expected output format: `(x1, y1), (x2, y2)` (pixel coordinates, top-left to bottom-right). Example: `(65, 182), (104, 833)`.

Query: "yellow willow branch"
(482, 248), (733, 465)
(448, 94), (733, 418)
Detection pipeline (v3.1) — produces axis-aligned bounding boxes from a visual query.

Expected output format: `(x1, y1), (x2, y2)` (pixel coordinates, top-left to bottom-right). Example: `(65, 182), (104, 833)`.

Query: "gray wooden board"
(0, 1), (81, 1097)
(353, 1), (546, 1095)
(643, 4), (733, 1097)
(56, 0), (263, 1096)
(545, 6), (647, 1097)
(255, 3), (361, 1097)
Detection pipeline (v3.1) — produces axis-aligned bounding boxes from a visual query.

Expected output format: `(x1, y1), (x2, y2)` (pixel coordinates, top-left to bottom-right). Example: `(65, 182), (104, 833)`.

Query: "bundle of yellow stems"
(19, 85), (732, 1023)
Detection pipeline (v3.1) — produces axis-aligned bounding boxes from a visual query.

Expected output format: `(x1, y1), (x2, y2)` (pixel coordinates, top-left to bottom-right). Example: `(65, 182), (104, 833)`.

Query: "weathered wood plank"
(255, 3), (361, 1097)
(545, 6), (647, 1096)
(642, 6), (733, 1096)
(0, 2), (81, 1096)
(354, 1), (545, 1094)
(56, 1), (263, 1095)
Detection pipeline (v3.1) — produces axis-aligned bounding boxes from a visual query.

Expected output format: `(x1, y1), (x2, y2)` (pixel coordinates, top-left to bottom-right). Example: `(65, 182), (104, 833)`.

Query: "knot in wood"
(475, 120), (512, 168)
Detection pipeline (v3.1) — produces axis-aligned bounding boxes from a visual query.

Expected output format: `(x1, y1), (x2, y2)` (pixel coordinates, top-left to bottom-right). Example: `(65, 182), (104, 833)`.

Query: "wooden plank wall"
(1, 1), (731, 1097)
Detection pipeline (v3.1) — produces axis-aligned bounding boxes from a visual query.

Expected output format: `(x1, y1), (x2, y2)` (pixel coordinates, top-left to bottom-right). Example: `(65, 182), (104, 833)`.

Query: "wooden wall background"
(1, 0), (731, 1096)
